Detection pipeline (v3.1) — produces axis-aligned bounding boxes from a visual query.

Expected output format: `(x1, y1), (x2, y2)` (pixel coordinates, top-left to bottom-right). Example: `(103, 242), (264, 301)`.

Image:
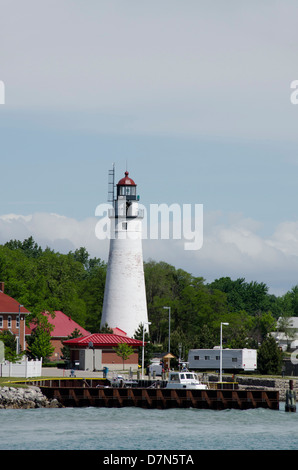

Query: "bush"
(257, 335), (283, 375)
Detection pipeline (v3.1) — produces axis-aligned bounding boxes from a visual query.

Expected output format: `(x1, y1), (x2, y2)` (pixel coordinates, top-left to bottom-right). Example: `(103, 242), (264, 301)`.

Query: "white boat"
(166, 371), (207, 390)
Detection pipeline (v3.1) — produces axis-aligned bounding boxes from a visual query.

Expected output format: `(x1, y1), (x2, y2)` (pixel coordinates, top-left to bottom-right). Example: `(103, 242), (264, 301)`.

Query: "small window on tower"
(122, 222), (127, 230)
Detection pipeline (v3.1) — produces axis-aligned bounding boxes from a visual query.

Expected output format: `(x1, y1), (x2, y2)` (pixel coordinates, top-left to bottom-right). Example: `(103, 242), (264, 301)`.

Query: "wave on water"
(0, 403), (297, 450)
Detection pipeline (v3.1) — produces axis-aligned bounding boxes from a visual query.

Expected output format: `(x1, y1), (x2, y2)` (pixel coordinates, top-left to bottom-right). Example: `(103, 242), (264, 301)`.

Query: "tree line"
(0, 237), (296, 373)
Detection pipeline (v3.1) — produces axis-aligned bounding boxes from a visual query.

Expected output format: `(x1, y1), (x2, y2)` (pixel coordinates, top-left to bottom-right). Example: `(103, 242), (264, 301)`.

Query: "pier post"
(285, 380), (296, 412)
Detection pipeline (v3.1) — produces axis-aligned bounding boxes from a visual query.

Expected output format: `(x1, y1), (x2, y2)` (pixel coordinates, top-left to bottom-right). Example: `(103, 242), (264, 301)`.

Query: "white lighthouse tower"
(100, 168), (148, 337)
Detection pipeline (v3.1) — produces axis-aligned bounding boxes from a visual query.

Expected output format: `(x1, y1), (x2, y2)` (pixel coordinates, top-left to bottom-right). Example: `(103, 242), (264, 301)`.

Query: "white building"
(100, 170), (148, 338)
(271, 317), (298, 351)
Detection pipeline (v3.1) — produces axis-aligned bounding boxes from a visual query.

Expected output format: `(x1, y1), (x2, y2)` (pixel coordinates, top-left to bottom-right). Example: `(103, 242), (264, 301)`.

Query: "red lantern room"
(117, 171), (138, 201)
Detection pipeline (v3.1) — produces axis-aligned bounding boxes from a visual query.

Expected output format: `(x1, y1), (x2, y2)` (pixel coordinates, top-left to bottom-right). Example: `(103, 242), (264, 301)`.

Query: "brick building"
(63, 332), (144, 371)
(0, 282), (30, 353)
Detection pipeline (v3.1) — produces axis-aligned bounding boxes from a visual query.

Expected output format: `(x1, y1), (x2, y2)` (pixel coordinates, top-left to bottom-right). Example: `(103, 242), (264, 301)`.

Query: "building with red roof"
(63, 332), (143, 371)
(0, 282), (30, 353)
(28, 310), (90, 361)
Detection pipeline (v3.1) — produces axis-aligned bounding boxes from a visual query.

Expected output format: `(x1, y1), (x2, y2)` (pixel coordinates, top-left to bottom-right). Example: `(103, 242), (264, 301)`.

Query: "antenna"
(108, 163), (115, 205)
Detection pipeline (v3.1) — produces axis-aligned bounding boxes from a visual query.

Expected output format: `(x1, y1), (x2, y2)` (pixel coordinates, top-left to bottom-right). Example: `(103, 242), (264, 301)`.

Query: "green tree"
(176, 280), (228, 338)
(281, 286), (298, 317)
(27, 326), (54, 361)
(257, 335), (283, 375)
(166, 326), (190, 364)
(113, 343), (135, 370)
(277, 314), (297, 350)
(213, 311), (253, 349)
(134, 323), (154, 367)
(70, 247), (90, 268)
(99, 323), (113, 333)
(209, 277), (271, 315)
(0, 330), (24, 363)
(36, 250), (87, 325)
(194, 324), (216, 349)
(26, 309), (55, 361)
(249, 311), (277, 347)
(5, 236), (43, 258)
(78, 257), (107, 332)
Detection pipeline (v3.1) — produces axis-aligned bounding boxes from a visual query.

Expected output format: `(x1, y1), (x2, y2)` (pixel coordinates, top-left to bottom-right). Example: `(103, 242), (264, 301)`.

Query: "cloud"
(0, 212), (108, 258)
(184, 213), (298, 295)
(146, 211), (298, 295)
(268, 221), (298, 256)
(1, 210), (298, 296)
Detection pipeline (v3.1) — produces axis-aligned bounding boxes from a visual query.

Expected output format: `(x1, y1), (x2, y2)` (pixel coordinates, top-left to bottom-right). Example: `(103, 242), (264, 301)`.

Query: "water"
(0, 402), (297, 450)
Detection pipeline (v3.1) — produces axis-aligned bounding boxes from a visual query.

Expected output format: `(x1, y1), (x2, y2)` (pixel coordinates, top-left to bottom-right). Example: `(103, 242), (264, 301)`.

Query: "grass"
(0, 376), (55, 387)
(0, 377), (31, 388)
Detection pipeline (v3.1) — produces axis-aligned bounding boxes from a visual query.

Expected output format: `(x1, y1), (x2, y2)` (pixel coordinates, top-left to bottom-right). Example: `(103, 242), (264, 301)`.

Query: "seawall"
(207, 374), (297, 401)
(0, 375), (295, 408)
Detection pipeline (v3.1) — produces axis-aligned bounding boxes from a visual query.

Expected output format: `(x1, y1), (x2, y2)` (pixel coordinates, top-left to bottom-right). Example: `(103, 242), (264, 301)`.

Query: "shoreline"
(0, 385), (62, 409)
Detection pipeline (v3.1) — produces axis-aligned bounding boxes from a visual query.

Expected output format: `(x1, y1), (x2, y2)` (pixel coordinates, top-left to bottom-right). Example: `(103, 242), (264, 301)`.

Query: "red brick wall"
(50, 338), (64, 361)
(102, 350), (139, 365)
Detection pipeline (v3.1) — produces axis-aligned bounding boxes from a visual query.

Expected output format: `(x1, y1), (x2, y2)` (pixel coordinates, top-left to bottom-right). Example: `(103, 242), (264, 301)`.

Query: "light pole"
(141, 321), (151, 379)
(17, 304), (23, 355)
(163, 306), (171, 353)
(220, 322), (229, 383)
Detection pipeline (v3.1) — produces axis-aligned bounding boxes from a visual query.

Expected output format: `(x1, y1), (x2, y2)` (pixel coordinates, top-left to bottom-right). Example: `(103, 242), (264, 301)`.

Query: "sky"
(1, 1), (298, 295)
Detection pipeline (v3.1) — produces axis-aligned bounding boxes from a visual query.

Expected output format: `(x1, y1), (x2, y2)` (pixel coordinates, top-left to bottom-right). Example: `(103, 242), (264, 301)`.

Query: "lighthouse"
(100, 169), (148, 337)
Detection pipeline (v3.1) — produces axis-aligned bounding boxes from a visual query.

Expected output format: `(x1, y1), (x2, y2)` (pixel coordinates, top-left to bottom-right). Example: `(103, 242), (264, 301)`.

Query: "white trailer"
(188, 348), (257, 372)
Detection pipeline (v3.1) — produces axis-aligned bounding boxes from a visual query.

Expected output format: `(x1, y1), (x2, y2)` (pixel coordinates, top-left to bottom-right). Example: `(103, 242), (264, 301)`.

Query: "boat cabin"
(166, 371), (207, 390)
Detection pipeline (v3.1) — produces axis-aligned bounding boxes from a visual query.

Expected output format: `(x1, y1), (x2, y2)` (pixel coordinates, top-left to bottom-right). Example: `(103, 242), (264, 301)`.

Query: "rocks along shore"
(0, 385), (62, 409)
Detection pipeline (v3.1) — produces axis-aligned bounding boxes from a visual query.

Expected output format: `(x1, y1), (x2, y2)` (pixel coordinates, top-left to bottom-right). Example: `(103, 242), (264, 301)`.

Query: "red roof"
(63, 333), (143, 347)
(0, 291), (30, 314)
(117, 171), (136, 186)
(29, 311), (90, 338)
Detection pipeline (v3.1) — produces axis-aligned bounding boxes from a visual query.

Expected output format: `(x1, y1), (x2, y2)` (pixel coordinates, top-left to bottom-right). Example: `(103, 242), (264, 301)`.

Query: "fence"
(0, 358), (42, 378)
